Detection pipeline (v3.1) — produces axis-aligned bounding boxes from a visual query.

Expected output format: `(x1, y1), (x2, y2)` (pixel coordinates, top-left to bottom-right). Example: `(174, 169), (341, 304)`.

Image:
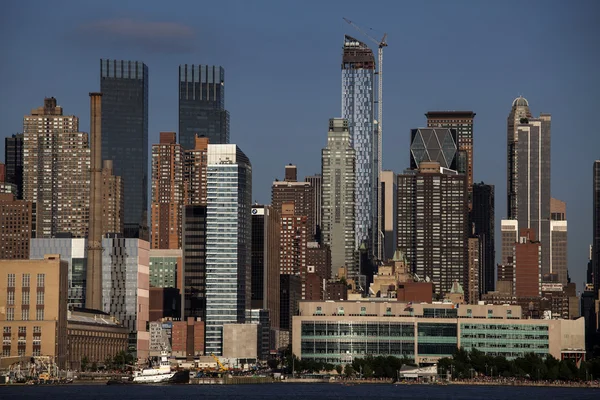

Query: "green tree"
(335, 365), (343, 375)
(80, 356), (89, 372)
(558, 361), (574, 381)
(363, 365), (373, 378)
(344, 364), (355, 378)
(91, 361), (98, 372)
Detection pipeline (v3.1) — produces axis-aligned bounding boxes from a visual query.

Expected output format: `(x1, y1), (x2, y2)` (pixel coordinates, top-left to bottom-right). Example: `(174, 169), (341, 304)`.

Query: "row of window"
(7, 273), (45, 288)
(5, 308), (44, 321)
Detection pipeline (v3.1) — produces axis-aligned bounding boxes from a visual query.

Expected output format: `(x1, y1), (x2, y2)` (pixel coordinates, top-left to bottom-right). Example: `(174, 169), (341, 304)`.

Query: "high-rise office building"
(0, 193), (34, 259)
(513, 229), (542, 298)
(251, 205), (281, 330)
(279, 202), (308, 277)
(149, 248), (182, 289)
(507, 96), (532, 219)
(550, 198), (567, 285)
(594, 161), (600, 298)
(184, 135), (209, 206)
(467, 236), (480, 304)
(409, 128), (458, 171)
(102, 235), (150, 359)
(305, 174), (322, 241)
(4, 133), (23, 199)
(425, 111), (476, 208)
(151, 132), (184, 249)
(182, 205), (207, 321)
(272, 165), (315, 237)
(23, 97), (90, 239)
(471, 183), (495, 294)
(342, 35), (377, 257)
(397, 162), (468, 297)
(321, 118), (356, 277)
(380, 170), (397, 261)
(499, 219), (519, 294)
(205, 144), (252, 355)
(100, 59), (149, 240)
(102, 160), (124, 235)
(30, 238), (87, 308)
(306, 242), (331, 284)
(513, 110), (552, 276)
(178, 65), (229, 149)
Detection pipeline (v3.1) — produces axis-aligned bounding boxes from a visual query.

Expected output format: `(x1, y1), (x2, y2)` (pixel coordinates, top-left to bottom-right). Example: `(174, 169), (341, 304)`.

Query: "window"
(36, 309), (44, 321)
(37, 274), (45, 288)
(36, 291), (44, 305)
(18, 326), (26, 334)
(22, 274), (30, 287)
(33, 326), (41, 334)
(7, 274), (15, 287)
(7, 291), (15, 305)
(6, 308), (14, 321)
(22, 291), (29, 305)
(21, 309), (29, 321)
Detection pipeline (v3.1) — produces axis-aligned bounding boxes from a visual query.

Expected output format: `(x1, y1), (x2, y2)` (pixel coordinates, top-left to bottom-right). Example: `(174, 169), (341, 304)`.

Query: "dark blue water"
(1, 383), (599, 399)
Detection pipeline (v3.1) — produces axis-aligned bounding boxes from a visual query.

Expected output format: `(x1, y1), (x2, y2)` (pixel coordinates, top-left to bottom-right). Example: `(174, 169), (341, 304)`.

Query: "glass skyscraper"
(341, 35), (376, 255)
(205, 144), (252, 355)
(100, 59), (149, 240)
(179, 65), (229, 149)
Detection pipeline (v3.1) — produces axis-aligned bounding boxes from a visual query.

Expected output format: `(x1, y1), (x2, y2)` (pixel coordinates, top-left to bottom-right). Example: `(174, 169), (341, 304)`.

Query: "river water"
(1, 383), (599, 399)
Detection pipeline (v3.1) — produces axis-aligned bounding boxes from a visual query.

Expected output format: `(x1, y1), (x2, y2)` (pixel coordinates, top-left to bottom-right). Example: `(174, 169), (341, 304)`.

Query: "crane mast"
(343, 18), (387, 261)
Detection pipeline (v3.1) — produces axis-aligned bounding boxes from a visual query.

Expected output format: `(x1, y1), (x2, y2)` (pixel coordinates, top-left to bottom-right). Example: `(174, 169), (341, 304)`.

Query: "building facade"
(467, 237), (481, 304)
(272, 165), (315, 239)
(182, 205), (207, 321)
(100, 59), (149, 240)
(30, 238), (87, 308)
(101, 236), (150, 361)
(4, 133), (23, 199)
(23, 97), (90, 238)
(0, 193), (34, 259)
(205, 144), (252, 355)
(102, 160), (124, 235)
(305, 174), (322, 240)
(380, 170), (397, 261)
(0, 255), (68, 369)
(149, 248), (183, 289)
(66, 308), (129, 369)
(179, 64), (229, 148)
(397, 162), (468, 297)
(471, 183), (495, 294)
(321, 118), (356, 277)
(306, 242), (332, 284)
(342, 35), (377, 258)
(425, 111), (476, 208)
(184, 135), (209, 206)
(293, 301), (585, 364)
(280, 274), (302, 331)
(550, 198), (568, 285)
(507, 96), (532, 218)
(151, 132), (184, 249)
(594, 161), (600, 298)
(171, 317), (205, 359)
(514, 229), (542, 298)
(409, 128), (458, 171)
(251, 205), (281, 330)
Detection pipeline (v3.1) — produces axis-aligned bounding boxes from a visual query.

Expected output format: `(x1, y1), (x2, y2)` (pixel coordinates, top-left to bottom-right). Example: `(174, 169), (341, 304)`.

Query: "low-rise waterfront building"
(292, 301), (585, 365)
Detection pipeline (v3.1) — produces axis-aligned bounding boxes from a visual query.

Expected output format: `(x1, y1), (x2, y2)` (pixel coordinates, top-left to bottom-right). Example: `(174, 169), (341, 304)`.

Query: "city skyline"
(0, 0), (599, 288)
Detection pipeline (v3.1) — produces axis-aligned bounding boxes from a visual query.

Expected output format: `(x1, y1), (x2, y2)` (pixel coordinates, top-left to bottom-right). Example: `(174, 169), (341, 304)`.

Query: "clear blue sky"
(1, 0), (598, 290)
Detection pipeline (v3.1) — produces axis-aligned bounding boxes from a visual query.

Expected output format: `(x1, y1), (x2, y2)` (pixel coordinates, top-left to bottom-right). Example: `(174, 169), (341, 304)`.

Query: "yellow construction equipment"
(210, 353), (228, 372)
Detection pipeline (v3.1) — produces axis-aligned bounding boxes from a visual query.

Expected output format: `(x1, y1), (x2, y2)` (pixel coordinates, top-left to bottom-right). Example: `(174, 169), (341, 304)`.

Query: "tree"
(91, 362), (98, 372)
(344, 364), (355, 378)
(81, 356), (89, 372)
(363, 365), (373, 378)
(267, 359), (279, 370)
(336, 365), (343, 375)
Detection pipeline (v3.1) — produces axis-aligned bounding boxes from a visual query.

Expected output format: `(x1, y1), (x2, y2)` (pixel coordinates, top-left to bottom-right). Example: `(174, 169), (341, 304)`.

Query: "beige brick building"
(0, 255), (68, 368)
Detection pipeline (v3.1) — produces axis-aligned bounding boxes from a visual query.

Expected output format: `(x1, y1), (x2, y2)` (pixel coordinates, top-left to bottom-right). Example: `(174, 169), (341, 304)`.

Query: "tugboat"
(131, 351), (176, 383)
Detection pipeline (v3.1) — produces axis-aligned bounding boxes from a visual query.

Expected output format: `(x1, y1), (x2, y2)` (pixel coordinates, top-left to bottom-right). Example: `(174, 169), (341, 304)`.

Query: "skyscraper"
(321, 118), (356, 277)
(182, 204), (207, 321)
(184, 135), (209, 206)
(499, 219), (518, 294)
(514, 110), (551, 276)
(305, 174), (322, 241)
(550, 198), (567, 285)
(397, 162), (468, 297)
(179, 65), (229, 149)
(380, 170), (397, 261)
(425, 111), (476, 208)
(251, 204), (281, 330)
(471, 183), (495, 294)
(271, 165), (314, 237)
(151, 132), (184, 249)
(0, 193), (34, 259)
(513, 229), (542, 298)
(4, 133), (23, 199)
(409, 128), (458, 171)
(102, 160), (124, 235)
(342, 35), (377, 257)
(507, 96), (532, 219)
(100, 59), (149, 240)
(205, 144), (251, 355)
(23, 97), (90, 238)
(592, 161), (600, 298)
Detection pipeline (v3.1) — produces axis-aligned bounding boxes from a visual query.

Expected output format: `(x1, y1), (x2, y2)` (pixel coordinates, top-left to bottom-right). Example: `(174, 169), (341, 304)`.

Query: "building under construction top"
(342, 35), (375, 70)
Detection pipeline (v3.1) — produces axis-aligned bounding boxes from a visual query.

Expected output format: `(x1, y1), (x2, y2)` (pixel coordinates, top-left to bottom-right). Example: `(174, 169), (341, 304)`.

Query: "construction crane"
(210, 353), (228, 372)
(343, 17), (387, 262)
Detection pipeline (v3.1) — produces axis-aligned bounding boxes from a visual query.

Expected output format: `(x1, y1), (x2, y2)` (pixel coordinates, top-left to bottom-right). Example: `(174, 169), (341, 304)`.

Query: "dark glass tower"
(593, 161), (600, 298)
(179, 64), (229, 149)
(4, 133), (24, 199)
(471, 182), (495, 294)
(100, 59), (149, 240)
(182, 204), (207, 321)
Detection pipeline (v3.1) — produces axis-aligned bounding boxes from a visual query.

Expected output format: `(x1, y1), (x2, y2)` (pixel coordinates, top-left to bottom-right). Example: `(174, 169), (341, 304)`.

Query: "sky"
(1, 0), (599, 291)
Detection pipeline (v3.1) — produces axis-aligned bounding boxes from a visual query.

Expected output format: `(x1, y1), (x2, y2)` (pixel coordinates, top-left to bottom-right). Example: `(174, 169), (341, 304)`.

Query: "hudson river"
(1, 383), (599, 399)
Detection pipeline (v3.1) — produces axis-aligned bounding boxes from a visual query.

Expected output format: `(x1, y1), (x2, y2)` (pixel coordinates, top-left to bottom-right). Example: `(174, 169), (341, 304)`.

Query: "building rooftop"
(512, 96), (529, 107)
